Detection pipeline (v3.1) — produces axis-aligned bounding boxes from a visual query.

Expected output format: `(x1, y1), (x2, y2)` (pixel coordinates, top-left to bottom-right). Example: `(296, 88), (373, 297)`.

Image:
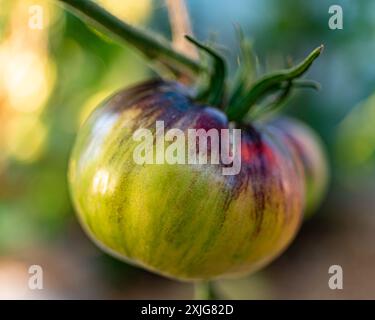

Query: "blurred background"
(1, 0), (375, 299)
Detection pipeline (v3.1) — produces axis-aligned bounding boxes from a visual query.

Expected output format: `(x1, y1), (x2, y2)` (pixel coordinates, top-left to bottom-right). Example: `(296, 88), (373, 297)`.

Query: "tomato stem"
(57, 0), (323, 123)
(194, 281), (219, 300)
(57, 0), (205, 79)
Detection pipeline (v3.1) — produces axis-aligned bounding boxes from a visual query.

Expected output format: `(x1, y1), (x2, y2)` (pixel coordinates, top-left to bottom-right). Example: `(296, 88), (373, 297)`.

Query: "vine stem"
(57, 0), (204, 79)
(194, 282), (219, 300)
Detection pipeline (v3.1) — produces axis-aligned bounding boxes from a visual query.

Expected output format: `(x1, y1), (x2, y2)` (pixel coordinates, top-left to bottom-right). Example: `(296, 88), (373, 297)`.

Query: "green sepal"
(247, 79), (321, 121)
(185, 35), (227, 107)
(226, 45), (323, 121)
(229, 26), (259, 106)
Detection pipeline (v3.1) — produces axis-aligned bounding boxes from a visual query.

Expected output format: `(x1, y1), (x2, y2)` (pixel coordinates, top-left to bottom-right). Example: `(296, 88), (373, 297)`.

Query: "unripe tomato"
(68, 80), (326, 280)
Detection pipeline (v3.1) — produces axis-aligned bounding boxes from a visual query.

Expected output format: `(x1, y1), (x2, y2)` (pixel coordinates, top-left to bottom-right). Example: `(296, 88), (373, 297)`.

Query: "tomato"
(68, 80), (327, 280)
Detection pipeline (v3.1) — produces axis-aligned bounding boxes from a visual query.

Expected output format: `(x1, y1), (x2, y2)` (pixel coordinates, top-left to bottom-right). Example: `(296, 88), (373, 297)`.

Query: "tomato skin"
(268, 117), (329, 218)
(68, 80), (325, 281)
